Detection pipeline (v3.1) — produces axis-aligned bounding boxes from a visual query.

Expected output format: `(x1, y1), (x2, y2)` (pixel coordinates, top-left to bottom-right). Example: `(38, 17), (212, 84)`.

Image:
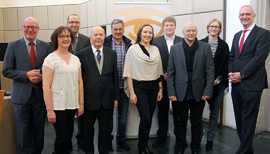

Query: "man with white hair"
(229, 5), (270, 154)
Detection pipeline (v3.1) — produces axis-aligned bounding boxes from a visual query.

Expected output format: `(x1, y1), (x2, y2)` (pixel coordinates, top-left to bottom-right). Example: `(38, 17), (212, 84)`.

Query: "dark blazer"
(75, 33), (90, 52)
(76, 46), (119, 111)
(229, 25), (270, 91)
(201, 36), (229, 88)
(104, 35), (132, 52)
(167, 40), (215, 102)
(3, 38), (50, 104)
(152, 35), (182, 73)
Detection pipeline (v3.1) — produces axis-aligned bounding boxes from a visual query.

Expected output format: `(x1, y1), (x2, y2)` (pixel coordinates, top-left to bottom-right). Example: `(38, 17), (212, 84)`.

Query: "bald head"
(182, 22), (197, 45)
(90, 26), (105, 49)
(22, 17), (40, 41)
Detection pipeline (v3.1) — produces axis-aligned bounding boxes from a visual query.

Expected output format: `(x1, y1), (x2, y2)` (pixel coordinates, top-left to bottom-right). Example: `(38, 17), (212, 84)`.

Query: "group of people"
(2, 4), (270, 154)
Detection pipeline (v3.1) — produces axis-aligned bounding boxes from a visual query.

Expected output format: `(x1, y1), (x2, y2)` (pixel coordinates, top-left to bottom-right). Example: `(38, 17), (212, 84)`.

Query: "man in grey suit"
(67, 14), (90, 53)
(167, 22), (214, 154)
(152, 16), (182, 146)
(3, 17), (50, 154)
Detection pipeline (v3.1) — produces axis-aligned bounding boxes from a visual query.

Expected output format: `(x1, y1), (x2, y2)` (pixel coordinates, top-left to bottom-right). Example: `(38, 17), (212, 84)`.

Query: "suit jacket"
(2, 38), (51, 104)
(201, 36), (229, 89)
(76, 46), (119, 111)
(167, 40), (214, 102)
(152, 35), (182, 73)
(229, 25), (270, 91)
(72, 33), (90, 53)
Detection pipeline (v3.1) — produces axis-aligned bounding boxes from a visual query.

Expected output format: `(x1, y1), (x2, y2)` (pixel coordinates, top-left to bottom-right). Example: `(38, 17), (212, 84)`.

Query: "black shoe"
(206, 140), (213, 151)
(174, 146), (185, 154)
(138, 145), (153, 154)
(117, 142), (131, 151)
(192, 152), (200, 154)
(153, 137), (166, 147)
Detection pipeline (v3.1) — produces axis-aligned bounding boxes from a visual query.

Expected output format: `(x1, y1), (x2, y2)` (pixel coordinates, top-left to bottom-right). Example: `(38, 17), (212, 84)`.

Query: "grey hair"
(111, 19), (124, 28)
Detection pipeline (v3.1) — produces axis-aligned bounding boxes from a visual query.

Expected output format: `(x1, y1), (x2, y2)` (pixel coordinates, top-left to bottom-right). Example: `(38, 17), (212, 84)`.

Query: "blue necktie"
(96, 50), (101, 64)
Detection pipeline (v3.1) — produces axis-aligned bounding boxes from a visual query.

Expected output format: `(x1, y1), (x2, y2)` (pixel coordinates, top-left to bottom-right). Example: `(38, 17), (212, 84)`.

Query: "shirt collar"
(91, 45), (103, 54)
(112, 37), (123, 45)
(164, 34), (175, 41)
(244, 23), (255, 31)
(24, 36), (37, 45)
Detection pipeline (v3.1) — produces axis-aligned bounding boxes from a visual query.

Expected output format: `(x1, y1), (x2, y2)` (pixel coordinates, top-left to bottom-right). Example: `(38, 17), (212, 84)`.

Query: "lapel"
(88, 47), (101, 75)
(161, 36), (169, 56)
(35, 39), (42, 68)
(214, 38), (222, 58)
(76, 34), (82, 50)
(240, 25), (258, 56)
(234, 32), (241, 58)
(193, 43), (199, 71)
(102, 47), (109, 75)
(19, 38), (32, 68)
(178, 43), (187, 75)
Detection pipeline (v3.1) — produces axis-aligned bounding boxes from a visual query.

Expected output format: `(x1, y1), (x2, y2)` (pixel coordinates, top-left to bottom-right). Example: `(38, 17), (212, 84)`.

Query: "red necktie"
(239, 29), (247, 54)
(30, 41), (36, 67)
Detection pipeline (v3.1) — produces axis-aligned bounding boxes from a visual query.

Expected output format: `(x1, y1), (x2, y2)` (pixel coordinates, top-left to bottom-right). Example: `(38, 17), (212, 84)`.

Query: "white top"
(165, 35), (175, 53)
(123, 44), (163, 81)
(43, 52), (81, 110)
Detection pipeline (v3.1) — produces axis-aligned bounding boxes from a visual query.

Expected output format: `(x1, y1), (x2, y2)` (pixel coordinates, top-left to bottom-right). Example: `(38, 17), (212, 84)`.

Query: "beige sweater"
(123, 44), (163, 81)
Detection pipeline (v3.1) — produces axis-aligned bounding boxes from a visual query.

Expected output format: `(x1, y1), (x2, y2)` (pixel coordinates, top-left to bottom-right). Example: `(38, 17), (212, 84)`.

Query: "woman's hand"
(157, 89), (163, 101)
(130, 93), (137, 104)
(47, 110), (56, 123)
(77, 105), (84, 117)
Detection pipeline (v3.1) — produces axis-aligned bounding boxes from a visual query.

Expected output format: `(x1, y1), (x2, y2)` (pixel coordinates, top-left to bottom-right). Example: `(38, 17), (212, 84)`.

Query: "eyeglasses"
(58, 35), (71, 39)
(24, 26), (39, 29)
(68, 21), (80, 24)
(208, 25), (220, 29)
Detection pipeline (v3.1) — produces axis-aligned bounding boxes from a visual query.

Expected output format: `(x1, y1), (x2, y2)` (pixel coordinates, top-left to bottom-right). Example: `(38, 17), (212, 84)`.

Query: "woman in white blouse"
(123, 24), (163, 154)
(42, 26), (84, 154)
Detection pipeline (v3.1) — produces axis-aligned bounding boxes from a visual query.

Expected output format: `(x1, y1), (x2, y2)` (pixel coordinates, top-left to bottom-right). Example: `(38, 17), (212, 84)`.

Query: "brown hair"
(50, 26), (74, 51)
(135, 24), (154, 45)
(162, 16), (176, 26)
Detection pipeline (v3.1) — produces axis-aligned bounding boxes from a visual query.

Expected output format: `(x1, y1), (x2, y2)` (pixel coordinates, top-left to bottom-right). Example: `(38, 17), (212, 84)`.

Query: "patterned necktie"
(239, 29), (247, 54)
(96, 50), (101, 64)
(30, 41), (36, 67)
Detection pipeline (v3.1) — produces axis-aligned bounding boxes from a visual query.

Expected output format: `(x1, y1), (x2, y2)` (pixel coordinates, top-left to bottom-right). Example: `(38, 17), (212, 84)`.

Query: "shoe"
(117, 142), (131, 151)
(205, 140), (213, 151)
(191, 151), (200, 154)
(174, 146), (185, 154)
(153, 137), (166, 147)
(138, 145), (153, 154)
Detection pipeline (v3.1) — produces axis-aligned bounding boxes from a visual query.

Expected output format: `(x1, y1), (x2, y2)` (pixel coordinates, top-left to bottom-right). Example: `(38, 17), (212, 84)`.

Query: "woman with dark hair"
(123, 24), (163, 154)
(201, 19), (229, 151)
(42, 26), (84, 154)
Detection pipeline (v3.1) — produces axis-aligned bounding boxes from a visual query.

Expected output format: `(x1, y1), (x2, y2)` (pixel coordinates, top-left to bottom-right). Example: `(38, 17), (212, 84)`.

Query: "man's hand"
(169, 96), (177, 101)
(202, 96), (210, 101)
(114, 100), (118, 108)
(229, 72), (242, 83)
(26, 69), (42, 84)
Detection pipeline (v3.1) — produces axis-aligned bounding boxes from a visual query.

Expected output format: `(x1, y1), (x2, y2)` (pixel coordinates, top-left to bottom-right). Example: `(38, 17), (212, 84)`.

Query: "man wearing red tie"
(3, 17), (50, 154)
(229, 5), (270, 154)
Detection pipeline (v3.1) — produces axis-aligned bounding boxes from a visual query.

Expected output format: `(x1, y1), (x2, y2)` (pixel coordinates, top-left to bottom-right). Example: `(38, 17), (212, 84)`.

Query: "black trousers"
(172, 100), (205, 151)
(133, 80), (159, 148)
(53, 110), (76, 154)
(80, 107), (113, 154)
(231, 85), (262, 154)
(156, 81), (170, 139)
(13, 89), (46, 154)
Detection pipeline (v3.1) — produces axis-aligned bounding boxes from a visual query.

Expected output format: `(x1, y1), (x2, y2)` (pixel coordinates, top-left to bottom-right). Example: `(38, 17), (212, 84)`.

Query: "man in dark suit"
(167, 22), (214, 154)
(104, 19), (132, 151)
(76, 26), (119, 154)
(152, 16), (182, 146)
(229, 5), (270, 154)
(3, 17), (50, 154)
(67, 14), (90, 53)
